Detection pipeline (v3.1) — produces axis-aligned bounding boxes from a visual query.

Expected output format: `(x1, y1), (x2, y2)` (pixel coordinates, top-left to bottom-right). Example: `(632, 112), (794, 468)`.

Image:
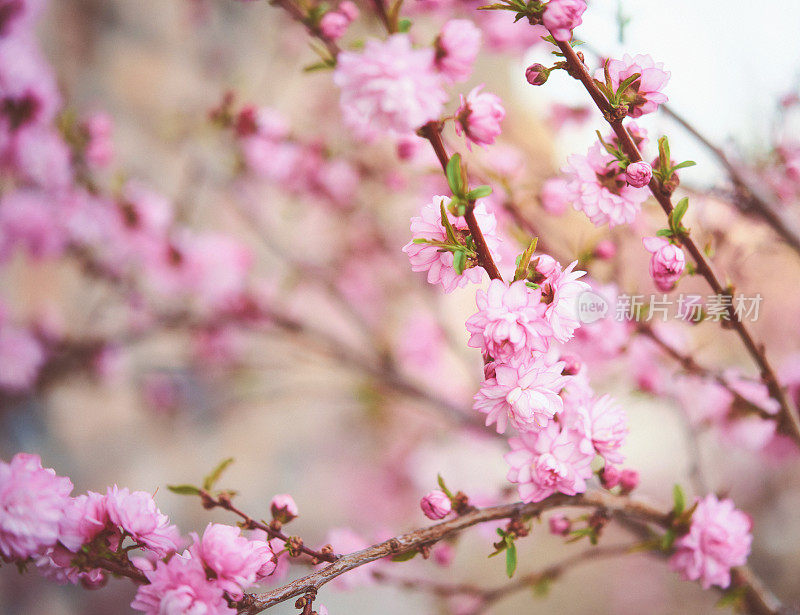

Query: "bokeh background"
(2, 1), (800, 613)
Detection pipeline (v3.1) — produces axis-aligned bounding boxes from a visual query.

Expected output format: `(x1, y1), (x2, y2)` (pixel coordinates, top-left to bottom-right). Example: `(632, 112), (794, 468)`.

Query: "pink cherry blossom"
(58, 491), (108, 552)
(434, 19), (482, 83)
(599, 54), (670, 118)
(669, 494), (752, 589)
(580, 394), (628, 464)
(132, 553), (234, 615)
(338, 1), (359, 21)
(402, 196), (501, 292)
(466, 279), (553, 362)
(83, 111), (115, 169)
(474, 355), (569, 433)
(420, 490), (452, 519)
(540, 177), (571, 215)
(538, 259), (590, 343)
(642, 237), (685, 292)
(333, 34), (447, 138)
(563, 142), (649, 227)
(0, 453), (73, 560)
(189, 523), (275, 600)
(505, 422), (595, 502)
(542, 0), (586, 42)
(105, 486), (181, 557)
(0, 189), (66, 262)
(0, 323), (45, 392)
(455, 86), (505, 148)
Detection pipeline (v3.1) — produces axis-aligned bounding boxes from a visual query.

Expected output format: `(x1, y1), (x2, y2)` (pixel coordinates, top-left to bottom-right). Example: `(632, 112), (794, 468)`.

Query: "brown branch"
(202, 491), (339, 564)
(372, 542), (634, 612)
(238, 490), (782, 615)
(418, 122), (504, 281)
(552, 39), (800, 446)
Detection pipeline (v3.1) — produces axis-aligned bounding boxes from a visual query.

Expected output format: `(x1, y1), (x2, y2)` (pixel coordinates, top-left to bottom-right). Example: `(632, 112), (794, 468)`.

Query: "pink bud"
(619, 469), (640, 494)
(600, 465), (621, 489)
(594, 239), (616, 260)
(319, 11), (350, 40)
(420, 490), (452, 520)
(337, 0), (359, 21)
(525, 63), (549, 86)
(560, 354), (582, 376)
(270, 494), (298, 522)
(625, 161), (653, 187)
(548, 514), (571, 536)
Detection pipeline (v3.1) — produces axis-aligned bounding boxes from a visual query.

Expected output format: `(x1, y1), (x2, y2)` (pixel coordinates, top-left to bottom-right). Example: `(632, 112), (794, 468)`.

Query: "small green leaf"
(505, 538), (517, 578)
(670, 197), (689, 235)
(655, 228), (674, 237)
(660, 528), (676, 551)
(671, 160), (696, 171)
(167, 484), (201, 496)
(303, 61), (334, 72)
(715, 585), (747, 608)
(466, 185), (492, 200)
(203, 457), (235, 491)
(446, 154), (465, 197)
(437, 474), (454, 499)
(391, 550), (418, 562)
(513, 237), (539, 282)
(453, 250), (466, 275)
(672, 484), (686, 516)
(615, 72), (641, 99)
(397, 18), (412, 32)
(439, 201), (459, 245)
(658, 136), (671, 171)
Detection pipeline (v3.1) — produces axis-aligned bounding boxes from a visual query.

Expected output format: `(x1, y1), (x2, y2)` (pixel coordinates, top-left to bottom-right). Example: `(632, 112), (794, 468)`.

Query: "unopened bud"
(600, 465), (621, 489)
(270, 494), (298, 523)
(525, 63), (550, 86)
(619, 469), (640, 494)
(625, 161), (653, 188)
(548, 514), (571, 536)
(420, 490), (452, 520)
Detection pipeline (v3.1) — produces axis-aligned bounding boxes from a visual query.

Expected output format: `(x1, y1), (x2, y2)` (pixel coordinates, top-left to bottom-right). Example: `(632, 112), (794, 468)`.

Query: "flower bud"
(420, 490), (452, 520)
(560, 354), (582, 376)
(338, 1), (359, 21)
(594, 239), (616, 260)
(548, 514), (571, 536)
(270, 494), (298, 523)
(319, 11), (350, 40)
(525, 63), (550, 86)
(600, 465), (621, 489)
(619, 469), (640, 494)
(625, 161), (653, 188)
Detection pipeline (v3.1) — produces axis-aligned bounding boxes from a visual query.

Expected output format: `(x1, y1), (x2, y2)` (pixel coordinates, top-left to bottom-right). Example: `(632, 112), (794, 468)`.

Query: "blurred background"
(2, 1), (800, 613)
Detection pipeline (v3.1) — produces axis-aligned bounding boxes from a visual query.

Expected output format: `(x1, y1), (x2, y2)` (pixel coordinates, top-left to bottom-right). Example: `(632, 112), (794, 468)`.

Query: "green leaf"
(655, 228), (674, 237)
(672, 160), (697, 171)
(658, 136), (671, 171)
(439, 201), (459, 245)
(446, 154), (465, 197)
(203, 457), (235, 491)
(453, 250), (466, 275)
(391, 550), (418, 562)
(670, 197), (689, 235)
(397, 18), (412, 32)
(672, 484), (686, 516)
(513, 237), (539, 282)
(466, 185), (492, 200)
(167, 484), (201, 496)
(660, 528), (676, 551)
(505, 538), (517, 578)
(615, 72), (641, 99)
(715, 586), (747, 608)
(437, 474), (454, 499)
(303, 61), (334, 72)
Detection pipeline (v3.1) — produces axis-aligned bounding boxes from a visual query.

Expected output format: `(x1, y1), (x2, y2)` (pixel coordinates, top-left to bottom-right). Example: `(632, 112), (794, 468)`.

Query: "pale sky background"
(516, 0), (800, 183)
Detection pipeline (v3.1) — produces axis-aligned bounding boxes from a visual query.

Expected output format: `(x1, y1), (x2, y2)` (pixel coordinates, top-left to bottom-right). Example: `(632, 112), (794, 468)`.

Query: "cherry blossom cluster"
(0, 452), (292, 613)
